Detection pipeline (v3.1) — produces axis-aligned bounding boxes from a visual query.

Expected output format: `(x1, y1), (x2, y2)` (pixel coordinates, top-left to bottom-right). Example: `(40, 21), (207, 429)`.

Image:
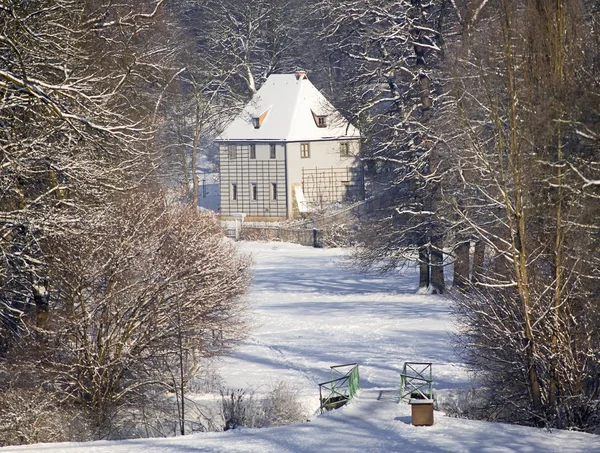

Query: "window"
(270, 183), (277, 200)
(340, 142), (350, 157)
(250, 183), (258, 201)
(227, 144), (237, 159)
(252, 108), (271, 129)
(301, 143), (310, 159)
(231, 183), (237, 201)
(270, 144), (276, 159)
(250, 144), (256, 159)
(312, 110), (328, 128)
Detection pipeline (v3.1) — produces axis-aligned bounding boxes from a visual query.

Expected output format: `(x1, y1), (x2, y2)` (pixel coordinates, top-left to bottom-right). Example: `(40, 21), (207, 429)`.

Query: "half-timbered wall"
(301, 166), (364, 205)
(219, 143), (287, 219)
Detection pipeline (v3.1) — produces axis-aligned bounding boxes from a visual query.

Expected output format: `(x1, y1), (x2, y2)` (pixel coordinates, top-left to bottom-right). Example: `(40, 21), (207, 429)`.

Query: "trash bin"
(409, 398), (434, 426)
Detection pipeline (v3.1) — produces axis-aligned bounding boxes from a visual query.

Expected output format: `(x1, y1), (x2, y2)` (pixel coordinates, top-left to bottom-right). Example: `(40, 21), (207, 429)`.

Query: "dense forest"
(1, 0), (599, 444)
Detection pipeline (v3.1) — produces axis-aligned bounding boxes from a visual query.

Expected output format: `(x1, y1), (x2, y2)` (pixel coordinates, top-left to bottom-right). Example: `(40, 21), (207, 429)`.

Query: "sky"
(6, 241), (600, 453)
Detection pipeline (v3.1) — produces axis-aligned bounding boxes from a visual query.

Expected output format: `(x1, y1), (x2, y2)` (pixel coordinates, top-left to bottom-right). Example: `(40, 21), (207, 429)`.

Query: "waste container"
(409, 398), (434, 426)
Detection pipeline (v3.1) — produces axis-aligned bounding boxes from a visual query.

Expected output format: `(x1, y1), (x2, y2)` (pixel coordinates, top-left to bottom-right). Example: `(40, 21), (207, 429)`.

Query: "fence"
(240, 226), (321, 247)
(227, 192), (393, 247)
(318, 363), (360, 413)
(399, 362), (433, 402)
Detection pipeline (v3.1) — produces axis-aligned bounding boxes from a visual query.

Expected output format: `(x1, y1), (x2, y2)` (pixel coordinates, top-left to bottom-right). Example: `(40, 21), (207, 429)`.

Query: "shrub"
(260, 381), (306, 427)
(0, 387), (90, 446)
(220, 381), (306, 430)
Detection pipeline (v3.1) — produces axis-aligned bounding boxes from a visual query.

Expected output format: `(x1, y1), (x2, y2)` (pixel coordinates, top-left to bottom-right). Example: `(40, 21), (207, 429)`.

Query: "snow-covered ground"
(6, 242), (600, 452)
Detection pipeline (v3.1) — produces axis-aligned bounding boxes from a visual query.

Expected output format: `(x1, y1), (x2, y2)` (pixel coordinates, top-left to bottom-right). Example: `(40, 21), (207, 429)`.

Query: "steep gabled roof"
(217, 73), (360, 142)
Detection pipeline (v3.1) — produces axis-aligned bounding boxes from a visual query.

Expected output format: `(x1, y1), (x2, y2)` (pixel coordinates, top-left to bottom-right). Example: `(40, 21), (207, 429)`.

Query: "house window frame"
(227, 144), (237, 160)
(340, 142), (350, 158)
(270, 182), (277, 200)
(301, 143), (310, 159)
(269, 144), (276, 159)
(250, 182), (258, 201)
(231, 182), (238, 201)
(317, 116), (327, 127)
(250, 144), (256, 159)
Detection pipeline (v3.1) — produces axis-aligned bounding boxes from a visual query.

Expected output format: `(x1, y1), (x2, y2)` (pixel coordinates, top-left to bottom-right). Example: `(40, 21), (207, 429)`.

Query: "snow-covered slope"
(6, 242), (599, 453)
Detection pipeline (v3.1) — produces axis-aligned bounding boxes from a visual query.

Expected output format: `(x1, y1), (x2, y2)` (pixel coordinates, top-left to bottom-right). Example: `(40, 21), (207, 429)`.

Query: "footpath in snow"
(6, 241), (600, 453)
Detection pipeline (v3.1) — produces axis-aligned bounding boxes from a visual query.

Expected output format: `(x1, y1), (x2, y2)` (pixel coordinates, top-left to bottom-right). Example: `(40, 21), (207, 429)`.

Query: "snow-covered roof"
(217, 73), (360, 142)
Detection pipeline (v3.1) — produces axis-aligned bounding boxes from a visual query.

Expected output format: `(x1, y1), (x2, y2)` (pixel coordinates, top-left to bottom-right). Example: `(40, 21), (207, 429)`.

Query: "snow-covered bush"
(318, 222), (354, 248)
(0, 387), (90, 446)
(436, 387), (494, 421)
(260, 381), (307, 427)
(220, 388), (263, 430)
(0, 188), (251, 443)
(44, 189), (251, 436)
(220, 381), (306, 430)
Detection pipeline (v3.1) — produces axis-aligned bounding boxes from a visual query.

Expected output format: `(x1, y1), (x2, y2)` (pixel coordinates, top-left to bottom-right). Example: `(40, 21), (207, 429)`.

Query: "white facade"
(216, 72), (362, 220)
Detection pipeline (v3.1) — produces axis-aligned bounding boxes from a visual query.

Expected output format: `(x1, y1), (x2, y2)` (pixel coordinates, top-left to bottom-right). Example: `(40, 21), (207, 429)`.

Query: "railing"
(224, 227), (237, 239)
(318, 363), (360, 413)
(399, 362), (433, 402)
(241, 226), (319, 247)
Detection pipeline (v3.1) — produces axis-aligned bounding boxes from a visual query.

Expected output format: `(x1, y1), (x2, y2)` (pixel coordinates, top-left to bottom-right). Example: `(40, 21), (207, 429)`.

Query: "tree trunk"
(491, 236), (511, 282)
(191, 102), (202, 206)
(500, 2), (543, 411)
(191, 149), (198, 206)
(472, 240), (485, 284)
(32, 281), (49, 329)
(177, 308), (186, 436)
(430, 235), (445, 294)
(418, 240), (430, 291)
(453, 241), (470, 289)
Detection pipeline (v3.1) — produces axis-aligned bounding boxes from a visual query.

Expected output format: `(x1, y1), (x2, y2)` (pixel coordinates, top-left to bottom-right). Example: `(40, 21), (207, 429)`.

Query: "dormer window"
(251, 107), (271, 129)
(311, 110), (328, 128)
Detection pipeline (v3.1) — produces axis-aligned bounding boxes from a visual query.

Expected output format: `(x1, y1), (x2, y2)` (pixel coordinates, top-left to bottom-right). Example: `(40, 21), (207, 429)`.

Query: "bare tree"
(0, 1), (255, 441)
(176, 0), (305, 99)
(0, 0), (183, 350)
(316, 0), (461, 293)
(448, 0), (600, 429)
(28, 188), (251, 436)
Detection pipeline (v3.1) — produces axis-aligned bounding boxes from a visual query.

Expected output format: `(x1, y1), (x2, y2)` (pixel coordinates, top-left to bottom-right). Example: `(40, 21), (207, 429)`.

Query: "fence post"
(233, 213), (246, 241)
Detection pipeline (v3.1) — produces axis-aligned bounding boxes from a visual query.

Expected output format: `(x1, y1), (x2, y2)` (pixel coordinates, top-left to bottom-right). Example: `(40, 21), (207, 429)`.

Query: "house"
(216, 71), (362, 221)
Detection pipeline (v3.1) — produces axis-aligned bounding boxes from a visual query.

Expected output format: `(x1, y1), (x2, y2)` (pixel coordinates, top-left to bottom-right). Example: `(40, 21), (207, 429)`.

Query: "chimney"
(295, 70), (307, 80)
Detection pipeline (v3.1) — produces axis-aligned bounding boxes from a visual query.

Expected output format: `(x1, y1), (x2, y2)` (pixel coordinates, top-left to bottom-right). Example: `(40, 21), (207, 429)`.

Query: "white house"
(216, 71), (362, 221)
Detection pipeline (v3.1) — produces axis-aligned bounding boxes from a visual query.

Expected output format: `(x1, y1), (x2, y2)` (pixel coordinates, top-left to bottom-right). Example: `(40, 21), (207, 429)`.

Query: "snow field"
(5, 241), (600, 452)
